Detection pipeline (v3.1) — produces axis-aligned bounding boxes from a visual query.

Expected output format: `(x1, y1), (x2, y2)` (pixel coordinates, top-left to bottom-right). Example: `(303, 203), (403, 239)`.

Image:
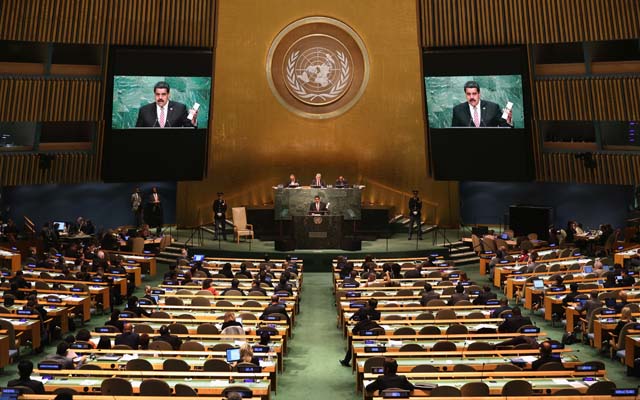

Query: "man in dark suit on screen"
(451, 80), (512, 128)
(135, 81), (198, 128)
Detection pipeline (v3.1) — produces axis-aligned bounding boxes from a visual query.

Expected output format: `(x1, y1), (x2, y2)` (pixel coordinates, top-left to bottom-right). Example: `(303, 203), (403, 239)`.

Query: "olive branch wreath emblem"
(286, 50), (350, 101)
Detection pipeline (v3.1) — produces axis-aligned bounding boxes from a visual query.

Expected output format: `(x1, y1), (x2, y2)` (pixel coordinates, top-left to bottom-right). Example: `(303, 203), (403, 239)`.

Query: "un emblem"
(267, 17), (369, 119)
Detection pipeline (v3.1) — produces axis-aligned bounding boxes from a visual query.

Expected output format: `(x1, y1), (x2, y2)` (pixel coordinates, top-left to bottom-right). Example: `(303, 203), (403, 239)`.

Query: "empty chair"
(467, 341), (494, 351)
(195, 290), (215, 296)
(466, 312), (486, 319)
(426, 299), (446, 307)
(140, 378), (172, 396)
(432, 341), (457, 352)
(101, 377), (133, 395)
(242, 300), (262, 307)
(454, 300), (472, 306)
(149, 340), (173, 351)
(238, 312), (257, 321)
(431, 385), (461, 397)
(150, 311), (171, 319)
(452, 364), (475, 372)
(177, 313), (196, 319)
(461, 382), (490, 396)
(191, 297), (211, 307)
(399, 343), (424, 352)
(363, 356), (385, 373)
(586, 381), (616, 395)
(163, 358), (191, 371)
(224, 289), (244, 296)
(176, 289), (193, 295)
(113, 344), (133, 350)
(412, 364), (438, 372)
(501, 380), (532, 396)
(125, 358), (153, 371)
(79, 364), (102, 370)
(435, 309), (456, 319)
(396, 289), (414, 297)
(196, 323), (220, 334)
(211, 343), (235, 351)
(419, 326), (441, 335)
(415, 312), (434, 320)
(203, 358), (232, 372)
(180, 341), (205, 351)
(221, 326), (246, 335)
(394, 327), (416, 336)
(536, 361), (565, 371)
(216, 300), (233, 307)
(446, 324), (468, 335)
(165, 296), (184, 306)
(134, 324), (154, 334)
(174, 383), (198, 396)
(168, 323), (189, 335)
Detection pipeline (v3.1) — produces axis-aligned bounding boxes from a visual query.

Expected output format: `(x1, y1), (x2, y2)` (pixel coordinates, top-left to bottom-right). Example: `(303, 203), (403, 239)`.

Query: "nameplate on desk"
(119, 311), (135, 318)
(237, 365), (262, 373)
(520, 327), (540, 333)
(469, 290), (480, 295)
(1, 272), (9, 276)
(601, 309), (616, 315)
(252, 345), (268, 353)
(360, 330), (380, 336)
(550, 287), (563, 292)
(17, 309), (35, 315)
(486, 299), (500, 305)
(91, 278), (103, 283)
(47, 297), (62, 303)
(575, 364), (597, 371)
(499, 260), (509, 264)
(127, 260), (136, 263)
(346, 291), (361, 297)
(382, 390), (410, 398)
(550, 342), (564, 349)
(364, 345), (386, 353)
(371, 366), (384, 374)
(151, 289), (165, 294)
(449, 273), (460, 279)
(38, 362), (63, 370)
(308, 232), (327, 238)
(70, 342), (92, 349)
(350, 302), (366, 309)
(265, 315), (280, 321)
(613, 388), (638, 396)
(95, 327), (111, 333)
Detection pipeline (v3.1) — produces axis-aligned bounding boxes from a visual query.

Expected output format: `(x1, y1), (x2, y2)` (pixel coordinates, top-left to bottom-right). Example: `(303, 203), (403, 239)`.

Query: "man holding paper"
(136, 81), (198, 128)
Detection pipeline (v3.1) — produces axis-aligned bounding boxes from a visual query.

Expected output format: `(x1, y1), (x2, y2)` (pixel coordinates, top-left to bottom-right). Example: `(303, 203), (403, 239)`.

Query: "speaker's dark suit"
(135, 100), (193, 127)
(309, 201), (328, 214)
(451, 100), (510, 127)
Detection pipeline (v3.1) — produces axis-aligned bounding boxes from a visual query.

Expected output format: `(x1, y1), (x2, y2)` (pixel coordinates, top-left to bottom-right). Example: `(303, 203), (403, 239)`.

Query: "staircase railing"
(23, 216), (35, 237)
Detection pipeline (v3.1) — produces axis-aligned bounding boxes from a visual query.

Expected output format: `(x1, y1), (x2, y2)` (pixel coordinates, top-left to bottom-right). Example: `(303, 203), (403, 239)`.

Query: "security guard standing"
(408, 190), (422, 240)
(213, 192), (227, 240)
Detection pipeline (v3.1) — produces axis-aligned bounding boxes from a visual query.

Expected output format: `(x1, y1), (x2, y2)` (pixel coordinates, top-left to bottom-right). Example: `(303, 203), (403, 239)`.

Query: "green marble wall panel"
(112, 76), (211, 129)
(425, 75), (524, 129)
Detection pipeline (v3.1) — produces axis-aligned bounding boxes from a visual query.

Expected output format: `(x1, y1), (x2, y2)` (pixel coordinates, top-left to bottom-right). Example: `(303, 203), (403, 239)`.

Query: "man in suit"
(212, 192), (227, 241)
(335, 175), (349, 187)
(365, 358), (415, 393)
(531, 341), (560, 370)
(146, 186), (163, 236)
(583, 290), (602, 318)
(403, 264), (422, 279)
(8, 360), (45, 394)
(451, 80), (512, 128)
(473, 285), (498, 305)
(260, 295), (290, 324)
(286, 174), (300, 188)
(310, 173), (326, 187)
(115, 323), (140, 349)
(490, 297), (512, 318)
(131, 187), (143, 227)
(419, 283), (440, 306)
(135, 81), (197, 128)
(498, 307), (532, 333)
(154, 325), (182, 350)
(408, 190), (422, 240)
(309, 195), (328, 214)
(449, 284), (469, 305)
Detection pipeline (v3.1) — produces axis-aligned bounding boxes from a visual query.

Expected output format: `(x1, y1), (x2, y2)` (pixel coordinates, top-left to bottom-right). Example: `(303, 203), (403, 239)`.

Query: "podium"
(292, 215), (343, 249)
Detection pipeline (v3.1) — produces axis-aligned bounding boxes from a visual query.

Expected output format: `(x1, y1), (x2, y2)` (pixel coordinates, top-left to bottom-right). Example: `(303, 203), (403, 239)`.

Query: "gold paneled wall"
(0, 0), (216, 185)
(176, 0), (459, 227)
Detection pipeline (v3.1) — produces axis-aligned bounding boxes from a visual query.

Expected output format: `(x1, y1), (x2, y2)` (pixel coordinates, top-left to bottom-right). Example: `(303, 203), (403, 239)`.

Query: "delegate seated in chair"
(365, 358), (414, 394)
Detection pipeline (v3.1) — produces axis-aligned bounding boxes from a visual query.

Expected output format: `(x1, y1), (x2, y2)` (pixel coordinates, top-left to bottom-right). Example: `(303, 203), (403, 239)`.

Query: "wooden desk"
(106, 250), (157, 277)
(0, 248), (21, 272)
(34, 369), (271, 399)
(0, 314), (41, 349)
(0, 334), (9, 369)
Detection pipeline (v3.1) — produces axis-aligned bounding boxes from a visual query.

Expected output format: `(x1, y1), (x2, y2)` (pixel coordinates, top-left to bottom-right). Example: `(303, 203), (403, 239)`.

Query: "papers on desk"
(511, 356), (537, 363)
(552, 378), (586, 389)
(120, 354), (138, 361)
(81, 379), (101, 386)
(97, 355), (121, 361)
(388, 340), (403, 347)
(475, 324), (499, 330)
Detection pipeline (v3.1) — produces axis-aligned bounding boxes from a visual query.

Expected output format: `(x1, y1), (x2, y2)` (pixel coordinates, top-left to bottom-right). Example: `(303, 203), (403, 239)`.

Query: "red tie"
(159, 107), (166, 128)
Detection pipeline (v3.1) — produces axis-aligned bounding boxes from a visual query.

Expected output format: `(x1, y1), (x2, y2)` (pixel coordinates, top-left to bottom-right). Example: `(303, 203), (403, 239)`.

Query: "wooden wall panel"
(0, 152), (99, 185)
(540, 152), (640, 184)
(421, 0), (640, 46)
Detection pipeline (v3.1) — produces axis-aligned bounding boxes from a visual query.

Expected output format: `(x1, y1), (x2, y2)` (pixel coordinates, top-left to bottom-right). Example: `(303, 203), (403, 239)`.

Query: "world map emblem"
(267, 17), (369, 119)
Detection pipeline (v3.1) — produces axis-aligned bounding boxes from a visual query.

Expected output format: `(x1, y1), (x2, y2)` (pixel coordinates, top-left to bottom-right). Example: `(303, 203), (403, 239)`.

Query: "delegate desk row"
(31, 369), (272, 399)
(88, 332), (286, 371)
(503, 271), (601, 300)
(16, 268), (130, 296)
(492, 256), (589, 288)
(363, 370), (611, 399)
(53, 348), (280, 389)
(479, 247), (571, 276)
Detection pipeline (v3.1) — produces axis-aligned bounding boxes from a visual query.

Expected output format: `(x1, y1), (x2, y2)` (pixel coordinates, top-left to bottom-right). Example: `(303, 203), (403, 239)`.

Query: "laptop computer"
(193, 254), (204, 262)
(583, 266), (593, 274)
(226, 347), (241, 362)
(533, 279), (545, 289)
